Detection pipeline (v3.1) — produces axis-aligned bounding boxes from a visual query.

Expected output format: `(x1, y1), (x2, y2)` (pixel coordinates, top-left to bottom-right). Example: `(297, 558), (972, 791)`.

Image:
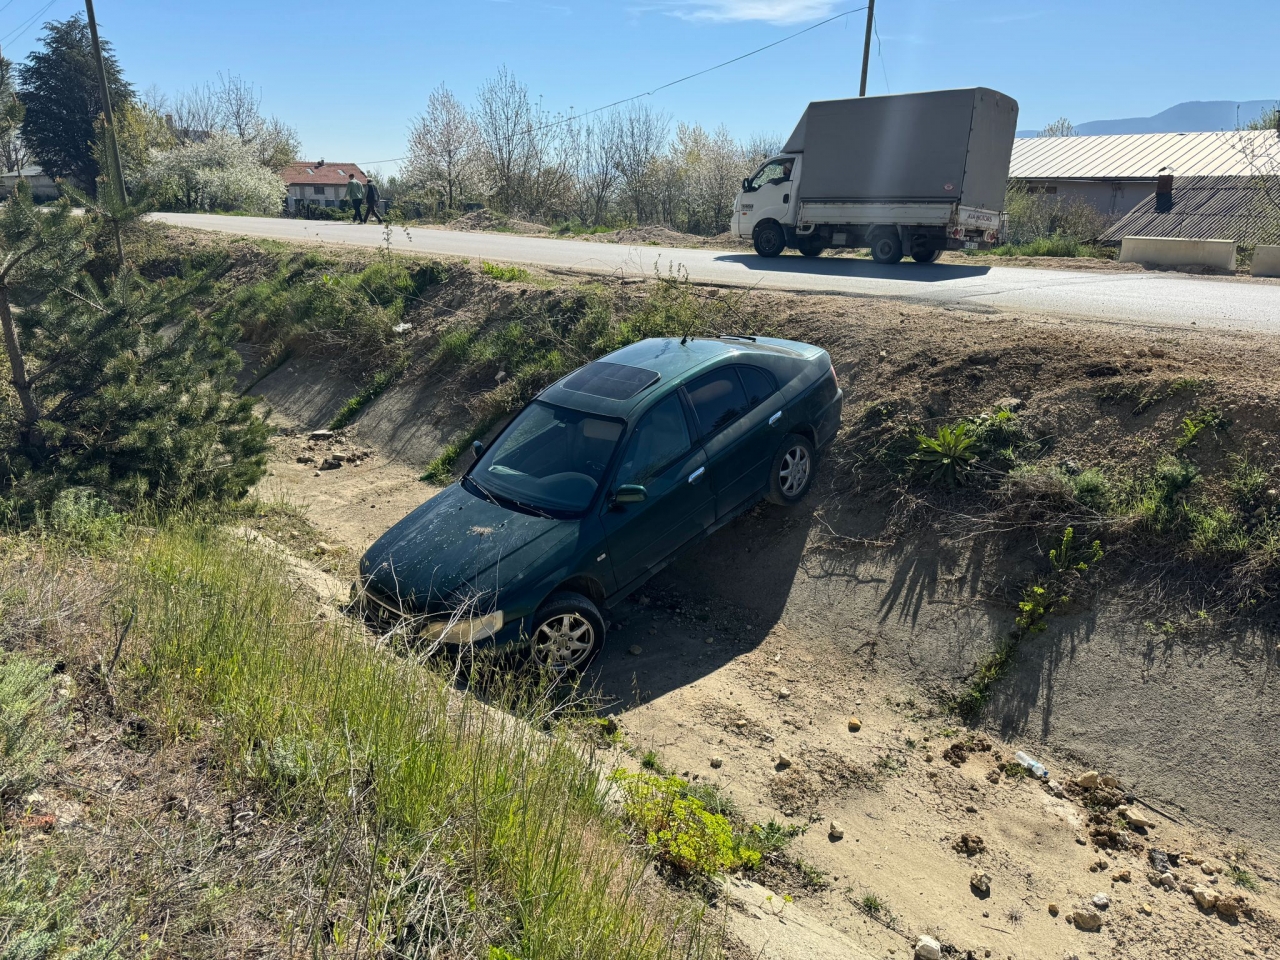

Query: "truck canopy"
(781, 88), (1018, 212)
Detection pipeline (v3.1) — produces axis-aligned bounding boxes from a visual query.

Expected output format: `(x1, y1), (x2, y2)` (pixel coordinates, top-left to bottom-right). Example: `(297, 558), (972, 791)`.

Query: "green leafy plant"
(741, 819), (804, 857)
(1176, 409), (1222, 450)
(481, 261), (533, 283)
(1049, 527), (1104, 573)
(608, 770), (760, 876)
(912, 423), (977, 487)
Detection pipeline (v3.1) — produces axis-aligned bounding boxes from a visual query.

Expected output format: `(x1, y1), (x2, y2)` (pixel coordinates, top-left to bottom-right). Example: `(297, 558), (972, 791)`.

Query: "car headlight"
(420, 610), (504, 645)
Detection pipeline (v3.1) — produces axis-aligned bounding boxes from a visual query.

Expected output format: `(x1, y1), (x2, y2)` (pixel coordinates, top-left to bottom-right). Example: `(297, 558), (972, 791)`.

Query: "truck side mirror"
(742, 178), (751, 192)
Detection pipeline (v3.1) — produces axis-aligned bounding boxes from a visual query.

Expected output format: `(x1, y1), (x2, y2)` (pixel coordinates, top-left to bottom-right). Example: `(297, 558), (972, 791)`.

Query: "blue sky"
(4, 0), (1276, 174)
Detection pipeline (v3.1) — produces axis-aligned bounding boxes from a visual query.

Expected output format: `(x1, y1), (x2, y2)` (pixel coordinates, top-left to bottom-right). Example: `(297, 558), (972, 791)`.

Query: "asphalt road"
(153, 213), (1278, 332)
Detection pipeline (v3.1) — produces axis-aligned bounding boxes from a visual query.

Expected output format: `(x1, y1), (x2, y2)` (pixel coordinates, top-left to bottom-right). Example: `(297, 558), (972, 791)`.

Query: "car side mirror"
(472, 440), (485, 460)
(613, 484), (647, 505)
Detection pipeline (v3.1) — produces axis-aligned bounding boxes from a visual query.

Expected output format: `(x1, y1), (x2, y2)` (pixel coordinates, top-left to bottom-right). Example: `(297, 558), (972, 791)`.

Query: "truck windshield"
(750, 158), (792, 190)
(469, 401), (624, 516)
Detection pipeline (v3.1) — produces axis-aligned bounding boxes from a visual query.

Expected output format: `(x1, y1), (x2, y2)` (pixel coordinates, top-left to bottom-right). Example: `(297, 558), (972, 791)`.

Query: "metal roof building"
(1099, 176), (1280, 245)
(1008, 131), (1280, 217)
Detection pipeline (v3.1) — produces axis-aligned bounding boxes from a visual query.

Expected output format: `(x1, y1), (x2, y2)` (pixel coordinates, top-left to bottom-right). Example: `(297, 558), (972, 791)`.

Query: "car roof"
(539, 336), (822, 419)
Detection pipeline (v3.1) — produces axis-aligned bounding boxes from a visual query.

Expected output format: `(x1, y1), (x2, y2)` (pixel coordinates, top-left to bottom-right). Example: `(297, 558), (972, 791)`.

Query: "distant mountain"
(1016, 99), (1277, 138)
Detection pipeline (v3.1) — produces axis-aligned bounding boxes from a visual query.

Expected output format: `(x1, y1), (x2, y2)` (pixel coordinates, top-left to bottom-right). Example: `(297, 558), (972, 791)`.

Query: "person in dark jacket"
(362, 176), (383, 224)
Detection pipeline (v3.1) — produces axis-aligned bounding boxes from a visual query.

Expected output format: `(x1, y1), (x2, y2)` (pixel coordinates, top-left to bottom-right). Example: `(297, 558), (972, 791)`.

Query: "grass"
(859, 892), (886, 916)
(329, 357), (408, 430)
(0, 651), (59, 803)
(1228, 866), (1261, 892)
(0, 521), (718, 960)
(481, 261), (533, 283)
(981, 235), (1114, 259)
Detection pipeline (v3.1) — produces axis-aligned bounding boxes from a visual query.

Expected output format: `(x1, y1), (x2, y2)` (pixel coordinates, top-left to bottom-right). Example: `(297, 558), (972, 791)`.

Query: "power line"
(356, 6), (868, 167)
(0, 0), (60, 46)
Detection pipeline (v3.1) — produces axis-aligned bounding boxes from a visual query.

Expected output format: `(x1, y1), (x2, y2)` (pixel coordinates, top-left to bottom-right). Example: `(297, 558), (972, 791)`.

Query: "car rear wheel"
(753, 221), (785, 258)
(768, 434), (816, 505)
(870, 232), (904, 264)
(528, 592), (606, 672)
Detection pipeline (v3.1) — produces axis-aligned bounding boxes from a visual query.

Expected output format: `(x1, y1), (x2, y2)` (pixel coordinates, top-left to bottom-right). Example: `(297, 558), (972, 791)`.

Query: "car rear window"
(686, 369), (748, 435)
(738, 365), (776, 406)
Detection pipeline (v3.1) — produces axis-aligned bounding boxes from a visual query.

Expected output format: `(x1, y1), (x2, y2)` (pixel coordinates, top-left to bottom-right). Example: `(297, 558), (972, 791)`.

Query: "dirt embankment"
(231, 242), (1280, 958)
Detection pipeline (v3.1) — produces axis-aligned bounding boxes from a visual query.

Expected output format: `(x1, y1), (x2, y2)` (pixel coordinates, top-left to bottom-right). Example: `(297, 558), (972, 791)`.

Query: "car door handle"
(687, 467), (705, 484)
(769, 411), (782, 425)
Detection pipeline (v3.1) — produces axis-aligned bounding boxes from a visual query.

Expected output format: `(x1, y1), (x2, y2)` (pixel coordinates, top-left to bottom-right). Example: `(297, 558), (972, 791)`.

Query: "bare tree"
(571, 112), (622, 226)
(613, 102), (669, 225)
(168, 73), (299, 169)
(475, 67), (535, 215)
(1038, 117), (1075, 138)
(407, 84), (480, 211)
(171, 83), (221, 139)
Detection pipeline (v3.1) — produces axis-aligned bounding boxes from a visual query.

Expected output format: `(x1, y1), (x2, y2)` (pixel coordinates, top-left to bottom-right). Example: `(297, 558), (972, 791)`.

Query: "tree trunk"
(0, 285), (42, 447)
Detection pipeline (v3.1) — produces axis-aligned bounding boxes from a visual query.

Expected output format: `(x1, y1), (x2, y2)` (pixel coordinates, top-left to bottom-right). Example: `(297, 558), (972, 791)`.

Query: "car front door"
(737, 157), (797, 238)
(601, 392), (714, 595)
(685, 365), (783, 521)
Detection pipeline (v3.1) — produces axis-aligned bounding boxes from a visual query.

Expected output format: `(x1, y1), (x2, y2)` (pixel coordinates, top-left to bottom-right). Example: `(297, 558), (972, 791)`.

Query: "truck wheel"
(528, 592), (606, 673)
(753, 221), (785, 258)
(870, 233), (903, 264)
(912, 249), (942, 264)
(797, 237), (825, 258)
(767, 434), (816, 506)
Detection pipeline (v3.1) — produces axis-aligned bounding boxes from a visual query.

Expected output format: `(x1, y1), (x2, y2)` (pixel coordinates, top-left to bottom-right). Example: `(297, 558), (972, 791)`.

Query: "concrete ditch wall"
(1119, 236), (1236, 271)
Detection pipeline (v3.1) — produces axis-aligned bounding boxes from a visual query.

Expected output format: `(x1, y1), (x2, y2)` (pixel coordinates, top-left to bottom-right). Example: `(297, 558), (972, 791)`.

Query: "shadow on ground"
(714, 253), (993, 283)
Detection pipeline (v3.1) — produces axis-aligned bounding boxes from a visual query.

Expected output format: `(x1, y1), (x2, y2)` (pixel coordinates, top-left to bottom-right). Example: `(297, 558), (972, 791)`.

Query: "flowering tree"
(142, 132), (285, 214)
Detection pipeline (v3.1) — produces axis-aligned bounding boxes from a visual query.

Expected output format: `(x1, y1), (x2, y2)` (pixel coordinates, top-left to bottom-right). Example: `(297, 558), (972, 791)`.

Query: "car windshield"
(469, 401), (624, 515)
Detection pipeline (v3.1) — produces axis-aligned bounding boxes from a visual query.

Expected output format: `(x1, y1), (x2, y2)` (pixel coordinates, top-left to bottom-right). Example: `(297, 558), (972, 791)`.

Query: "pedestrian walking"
(345, 173), (364, 223)
(362, 176), (383, 224)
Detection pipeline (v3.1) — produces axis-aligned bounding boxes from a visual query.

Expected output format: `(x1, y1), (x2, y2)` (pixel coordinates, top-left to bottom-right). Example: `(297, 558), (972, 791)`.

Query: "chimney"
(1156, 173), (1173, 196)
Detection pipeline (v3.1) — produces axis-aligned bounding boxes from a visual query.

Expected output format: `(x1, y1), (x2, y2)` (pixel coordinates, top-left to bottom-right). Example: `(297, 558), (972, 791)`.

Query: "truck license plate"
(963, 241), (978, 249)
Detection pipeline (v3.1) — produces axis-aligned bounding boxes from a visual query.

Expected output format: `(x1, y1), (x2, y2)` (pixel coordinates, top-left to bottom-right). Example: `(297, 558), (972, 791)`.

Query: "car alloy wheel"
(779, 444), (811, 497)
(531, 613), (596, 670)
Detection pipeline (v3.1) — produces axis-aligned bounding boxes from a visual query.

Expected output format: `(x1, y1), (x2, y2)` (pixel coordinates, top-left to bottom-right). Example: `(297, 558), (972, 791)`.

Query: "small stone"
(628, 645), (642, 656)
(296, 455), (316, 464)
(318, 458), (342, 471)
(1216, 894), (1247, 919)
(316, 542), (333, 554)
(828, 820), (844, 841)
(995, 396), (1025, 412)
(1192, 886), (1218, 910)
(1112, 869), (1131, 883)
(777, 687), (791, 700)
(733, 719), (747, 728)
(970, 871), (991, 895)
(1118, 805), (1156, 830)
(1200, 862), (1217, 876)
(309, 429), (334, 441)
(1160, 873), (1177, 890)
(914, 935), (941, 960)
(775, 753), (793, 770)
(1100, 774), (1119, 789)
(952, 833), (985, 856)
(1047, 902), (1059, 916)
(1077, 771), (1101, 789)
(1070, 910), (1102, 932)
(1139, 903), (1153, 915)
(965, 804), (978, 814)
(704, 637), (713, 644)
(1092, 893), (1110, 910)
(848, 716), (861, 732)
(312, 471), (321, 477)
(710, 756), (723, 769)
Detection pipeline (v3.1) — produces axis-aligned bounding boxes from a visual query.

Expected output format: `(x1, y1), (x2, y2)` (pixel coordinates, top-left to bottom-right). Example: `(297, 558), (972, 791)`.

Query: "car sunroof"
(561, 361), (660, 401)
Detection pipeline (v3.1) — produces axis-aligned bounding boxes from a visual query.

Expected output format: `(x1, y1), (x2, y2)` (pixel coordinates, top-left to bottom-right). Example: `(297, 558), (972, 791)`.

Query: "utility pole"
(84, 0), (127, 264)
(859, 0), (876, 97)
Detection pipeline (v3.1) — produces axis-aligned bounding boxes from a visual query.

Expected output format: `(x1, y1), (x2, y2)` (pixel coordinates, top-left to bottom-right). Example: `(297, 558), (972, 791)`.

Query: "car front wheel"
(768, 434), (816, 505)
(528, 592), (606, 672)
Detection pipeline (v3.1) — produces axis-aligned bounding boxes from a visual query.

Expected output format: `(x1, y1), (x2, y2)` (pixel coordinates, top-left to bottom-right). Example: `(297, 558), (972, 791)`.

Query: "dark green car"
(357, 335), (842, 670)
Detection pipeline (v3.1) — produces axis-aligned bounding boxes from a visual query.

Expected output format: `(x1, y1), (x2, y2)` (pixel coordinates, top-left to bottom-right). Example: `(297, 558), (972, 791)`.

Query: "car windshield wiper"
(466, 475), (557, 520)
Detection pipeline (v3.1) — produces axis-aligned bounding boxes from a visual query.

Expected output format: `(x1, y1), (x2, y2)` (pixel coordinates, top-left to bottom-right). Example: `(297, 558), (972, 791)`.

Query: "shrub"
(1069, 468), (1114, 512)
(609, 770), (761, 876)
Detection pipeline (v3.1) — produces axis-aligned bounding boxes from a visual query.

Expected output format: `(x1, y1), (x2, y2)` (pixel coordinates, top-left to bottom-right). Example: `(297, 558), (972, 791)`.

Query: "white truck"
(732, 88), (1019, 263)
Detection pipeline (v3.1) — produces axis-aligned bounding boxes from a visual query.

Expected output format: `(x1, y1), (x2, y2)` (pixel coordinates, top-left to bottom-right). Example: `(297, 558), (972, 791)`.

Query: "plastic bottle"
(1014, 750), (1048, 779)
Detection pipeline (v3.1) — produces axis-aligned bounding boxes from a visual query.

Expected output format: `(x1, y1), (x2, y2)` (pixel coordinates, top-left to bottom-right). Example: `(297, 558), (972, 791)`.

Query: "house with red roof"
(281, 160), (368, 211)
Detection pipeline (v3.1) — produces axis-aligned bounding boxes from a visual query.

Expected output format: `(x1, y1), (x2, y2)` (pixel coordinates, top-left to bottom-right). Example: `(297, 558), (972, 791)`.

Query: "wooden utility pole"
(859, 0), (876, 97)
(84, 0), (127, 263)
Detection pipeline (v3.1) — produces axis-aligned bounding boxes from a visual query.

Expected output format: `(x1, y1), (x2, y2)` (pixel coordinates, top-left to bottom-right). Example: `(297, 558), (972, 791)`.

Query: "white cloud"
(668, 1), (843, 25)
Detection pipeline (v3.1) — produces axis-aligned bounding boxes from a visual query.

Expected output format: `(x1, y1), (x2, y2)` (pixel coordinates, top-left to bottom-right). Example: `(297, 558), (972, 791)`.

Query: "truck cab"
(733, 154), (801, 256)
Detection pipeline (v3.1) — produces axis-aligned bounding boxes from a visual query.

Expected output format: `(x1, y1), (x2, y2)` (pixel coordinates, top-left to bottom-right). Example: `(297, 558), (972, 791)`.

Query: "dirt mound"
(446, 209), (549, 235)
(581, 225), (750, 250)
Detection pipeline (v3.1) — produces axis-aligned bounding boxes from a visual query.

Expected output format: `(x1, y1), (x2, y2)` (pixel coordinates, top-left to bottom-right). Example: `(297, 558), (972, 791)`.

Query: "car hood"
(360, 483), (578, 611)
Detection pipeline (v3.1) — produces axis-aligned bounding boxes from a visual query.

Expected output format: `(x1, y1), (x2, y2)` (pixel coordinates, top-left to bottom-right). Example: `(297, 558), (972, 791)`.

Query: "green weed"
(329, 358), (407, 430)
(481, 261), (533, 283)
(0, 652), (59, 801)
(1228, 866), (1261, 892)
(1176, 409), (1223, 450)
(1049, 527), (1103, 574)
(912, 423), (977, 487)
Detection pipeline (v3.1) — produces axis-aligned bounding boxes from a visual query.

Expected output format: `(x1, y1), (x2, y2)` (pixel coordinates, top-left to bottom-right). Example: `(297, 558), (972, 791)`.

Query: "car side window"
(686, 369), (749, 437)
(738, 365), (776, 407)
(615, 394), (691, 488)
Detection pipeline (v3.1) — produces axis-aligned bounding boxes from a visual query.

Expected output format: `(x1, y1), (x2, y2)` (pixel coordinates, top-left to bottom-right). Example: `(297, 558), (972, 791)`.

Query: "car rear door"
(684, 364), (782, 521)
(600, 392), (714, 594)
